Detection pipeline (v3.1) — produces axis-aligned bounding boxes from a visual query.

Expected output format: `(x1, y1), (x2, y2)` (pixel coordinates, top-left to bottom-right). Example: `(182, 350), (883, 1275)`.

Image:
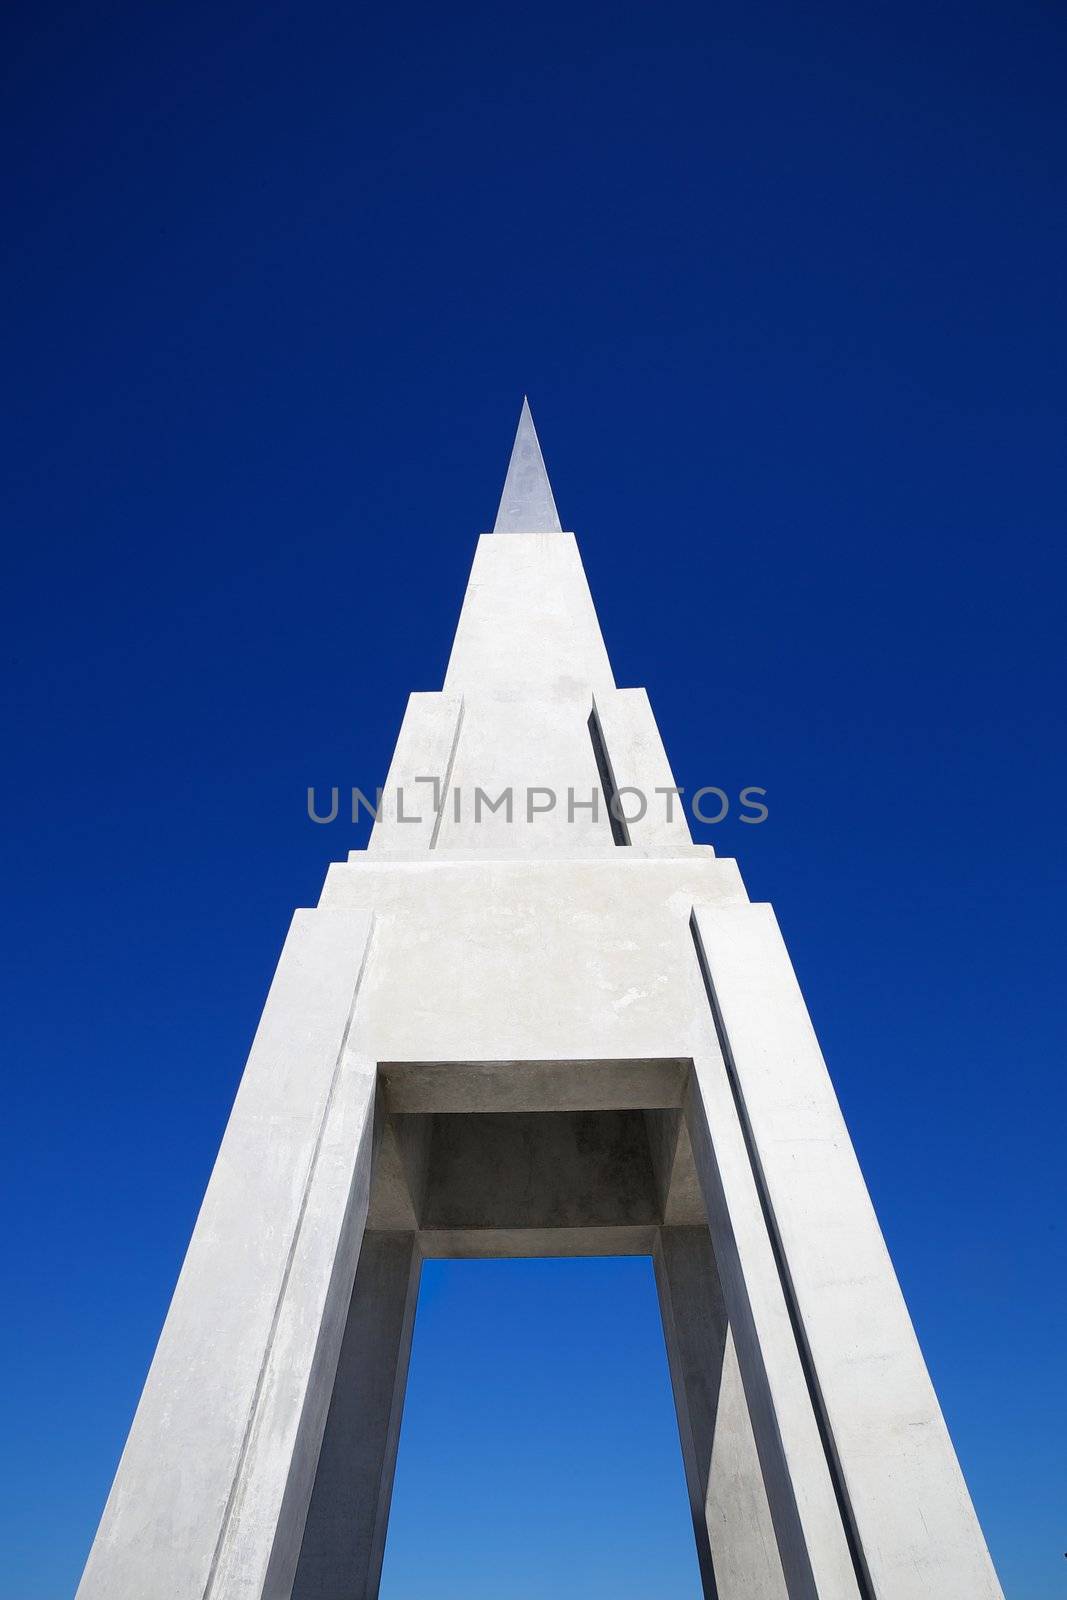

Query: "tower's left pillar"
(77, 906), (377, 1600)
(291, 1231), (422, 1600)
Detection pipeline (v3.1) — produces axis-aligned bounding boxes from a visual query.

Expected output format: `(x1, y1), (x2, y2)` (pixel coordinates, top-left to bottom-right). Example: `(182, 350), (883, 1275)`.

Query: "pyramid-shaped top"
(493, 398), (562, 533)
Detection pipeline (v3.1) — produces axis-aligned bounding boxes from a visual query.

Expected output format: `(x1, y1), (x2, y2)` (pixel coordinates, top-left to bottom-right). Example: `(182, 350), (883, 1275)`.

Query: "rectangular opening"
(379, 1257), (702, 1597)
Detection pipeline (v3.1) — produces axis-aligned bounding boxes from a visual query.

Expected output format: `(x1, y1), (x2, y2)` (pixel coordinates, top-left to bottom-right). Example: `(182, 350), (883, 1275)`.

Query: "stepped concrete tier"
(78, 403), (1005, 1600)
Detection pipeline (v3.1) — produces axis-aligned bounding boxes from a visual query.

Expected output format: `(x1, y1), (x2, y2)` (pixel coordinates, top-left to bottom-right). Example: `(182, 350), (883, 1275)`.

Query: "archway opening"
(380, 1256), (702, 1599)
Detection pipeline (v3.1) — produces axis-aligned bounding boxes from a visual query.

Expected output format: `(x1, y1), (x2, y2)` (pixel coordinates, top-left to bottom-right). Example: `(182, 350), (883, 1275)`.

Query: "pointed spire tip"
(493, 398), (562, 534)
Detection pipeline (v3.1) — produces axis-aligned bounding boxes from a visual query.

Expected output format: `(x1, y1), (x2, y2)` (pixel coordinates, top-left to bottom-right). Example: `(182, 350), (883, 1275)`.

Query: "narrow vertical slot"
(588, 704), (630, 846)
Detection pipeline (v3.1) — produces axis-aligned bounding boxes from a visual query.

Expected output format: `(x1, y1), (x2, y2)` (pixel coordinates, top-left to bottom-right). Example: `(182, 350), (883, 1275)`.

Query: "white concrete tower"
(78, 402), (1005, 1600)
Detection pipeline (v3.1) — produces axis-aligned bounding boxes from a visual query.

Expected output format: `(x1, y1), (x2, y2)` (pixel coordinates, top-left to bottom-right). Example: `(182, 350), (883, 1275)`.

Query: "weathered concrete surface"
(420, 1110), (658, 1231)
(364, 1114), (432, 1230)
(381, 1056), (689, 1115)
(645, 1108), (711, 1224)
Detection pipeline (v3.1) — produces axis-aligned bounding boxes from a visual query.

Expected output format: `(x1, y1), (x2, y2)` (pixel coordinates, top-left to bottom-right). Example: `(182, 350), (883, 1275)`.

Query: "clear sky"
(2, 2), (1065, 1596)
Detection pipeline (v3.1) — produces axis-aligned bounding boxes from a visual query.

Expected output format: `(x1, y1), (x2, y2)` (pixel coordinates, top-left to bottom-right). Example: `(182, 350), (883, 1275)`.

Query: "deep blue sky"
(2, 2), (1065, 1596)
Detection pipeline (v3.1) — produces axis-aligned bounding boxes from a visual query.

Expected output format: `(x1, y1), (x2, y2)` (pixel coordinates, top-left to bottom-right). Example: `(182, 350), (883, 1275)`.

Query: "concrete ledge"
(380, 1057), (690, 1113)
(417, 1225), (658, 1258)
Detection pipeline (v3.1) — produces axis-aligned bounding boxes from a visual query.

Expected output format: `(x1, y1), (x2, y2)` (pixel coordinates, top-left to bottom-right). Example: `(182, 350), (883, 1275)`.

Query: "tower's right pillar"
(691, 903), (1004, 1600)
(655, 1225), (789, 1600)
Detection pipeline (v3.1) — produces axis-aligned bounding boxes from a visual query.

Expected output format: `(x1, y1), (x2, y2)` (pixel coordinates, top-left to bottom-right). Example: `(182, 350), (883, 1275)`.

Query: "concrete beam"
(419, 1225), (658, 1259)
(419, 1109), (659, 1232)
(380, 1057), (689, 1114)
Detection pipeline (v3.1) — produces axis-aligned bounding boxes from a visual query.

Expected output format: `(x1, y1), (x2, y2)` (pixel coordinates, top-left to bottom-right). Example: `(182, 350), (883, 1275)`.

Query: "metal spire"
(493, 397), (562, 533)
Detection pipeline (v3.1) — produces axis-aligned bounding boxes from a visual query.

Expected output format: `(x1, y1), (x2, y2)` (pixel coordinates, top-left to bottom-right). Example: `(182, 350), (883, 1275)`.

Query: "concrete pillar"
(692, 902), (1005, 1600)
(684, 1057), (861, 1600)
(77, 907), (376, 1600)
(592, 687), (693, 849)
(655, 1226), (787, 1600)
(292, 1233), (422, 1600)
